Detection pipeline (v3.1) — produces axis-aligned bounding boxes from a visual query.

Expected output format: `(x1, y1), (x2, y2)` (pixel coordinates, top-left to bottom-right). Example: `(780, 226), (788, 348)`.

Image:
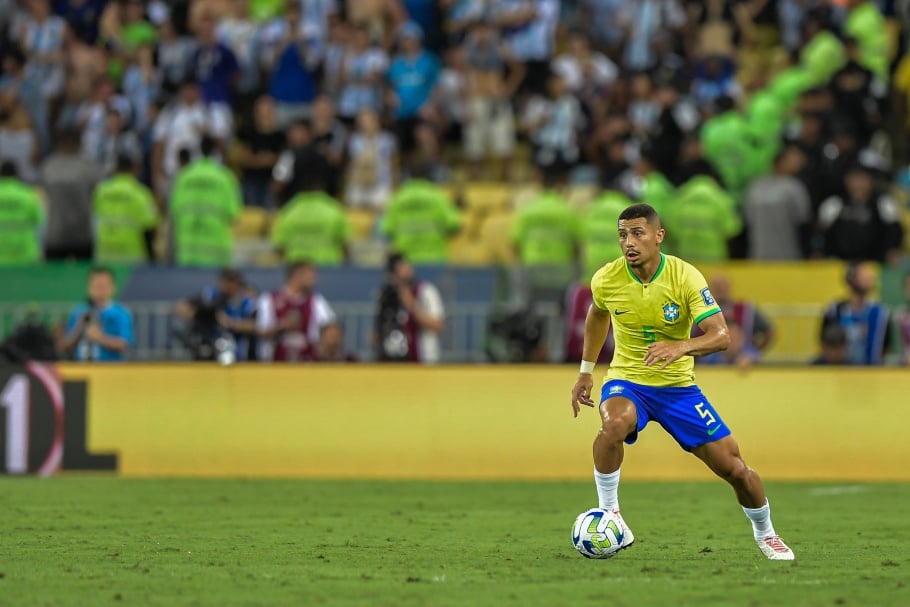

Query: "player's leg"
(693, 435), (795, 560)
(591, 394), (640, 548)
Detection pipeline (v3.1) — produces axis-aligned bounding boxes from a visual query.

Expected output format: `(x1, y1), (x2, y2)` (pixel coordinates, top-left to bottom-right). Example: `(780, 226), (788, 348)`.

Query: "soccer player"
(570, 204), (794, 560)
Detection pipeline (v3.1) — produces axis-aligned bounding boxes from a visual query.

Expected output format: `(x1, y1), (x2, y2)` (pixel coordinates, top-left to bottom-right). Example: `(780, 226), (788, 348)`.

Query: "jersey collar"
(626, 253), (665, 285)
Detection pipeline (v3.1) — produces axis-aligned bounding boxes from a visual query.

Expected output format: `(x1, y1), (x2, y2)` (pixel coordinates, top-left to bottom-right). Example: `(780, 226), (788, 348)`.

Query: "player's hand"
(571, 373), (596, 418)
(645, 341), (687, 369)
(85, 323), (103, 343)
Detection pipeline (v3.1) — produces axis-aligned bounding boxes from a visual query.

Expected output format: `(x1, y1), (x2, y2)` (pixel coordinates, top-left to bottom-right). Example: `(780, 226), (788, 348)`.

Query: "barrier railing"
(0, 301), (825, 363)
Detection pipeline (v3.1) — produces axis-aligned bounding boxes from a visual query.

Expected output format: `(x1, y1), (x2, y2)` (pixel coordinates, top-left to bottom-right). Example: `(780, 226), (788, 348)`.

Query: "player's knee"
(719, 457), (751, 485)
(599, 415), (635, 443)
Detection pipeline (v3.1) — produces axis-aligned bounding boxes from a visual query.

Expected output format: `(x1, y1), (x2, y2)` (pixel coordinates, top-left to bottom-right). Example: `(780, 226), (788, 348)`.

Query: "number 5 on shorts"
(694, 402), (716, 426)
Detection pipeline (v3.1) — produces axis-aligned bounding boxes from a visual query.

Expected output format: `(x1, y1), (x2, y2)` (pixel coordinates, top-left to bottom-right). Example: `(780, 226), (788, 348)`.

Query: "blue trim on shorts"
(601, 379), (731, 451)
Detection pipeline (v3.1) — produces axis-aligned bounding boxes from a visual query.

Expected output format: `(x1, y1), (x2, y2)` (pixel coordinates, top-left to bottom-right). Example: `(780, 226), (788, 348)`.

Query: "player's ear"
(655, 227), (665, 244)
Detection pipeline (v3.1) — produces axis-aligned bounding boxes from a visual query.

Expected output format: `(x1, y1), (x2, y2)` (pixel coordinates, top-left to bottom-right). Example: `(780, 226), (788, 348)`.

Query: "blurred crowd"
(0, 0), (908, 269)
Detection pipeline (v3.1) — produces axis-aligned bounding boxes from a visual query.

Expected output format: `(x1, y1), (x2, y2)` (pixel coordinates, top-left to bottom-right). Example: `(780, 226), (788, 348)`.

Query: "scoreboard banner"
(0, 365), (118, 476)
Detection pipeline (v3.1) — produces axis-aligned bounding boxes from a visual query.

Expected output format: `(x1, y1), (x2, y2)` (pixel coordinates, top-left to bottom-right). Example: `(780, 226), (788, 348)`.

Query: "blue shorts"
(601, 379), (731, 452)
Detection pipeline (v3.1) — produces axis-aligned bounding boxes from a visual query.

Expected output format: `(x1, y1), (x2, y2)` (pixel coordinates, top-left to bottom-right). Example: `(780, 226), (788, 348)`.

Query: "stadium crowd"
(1, 0), (910, 364)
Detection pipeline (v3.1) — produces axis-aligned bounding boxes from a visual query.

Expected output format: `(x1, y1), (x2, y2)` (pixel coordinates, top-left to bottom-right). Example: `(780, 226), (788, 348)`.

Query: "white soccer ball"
(572, 508), (625, 559)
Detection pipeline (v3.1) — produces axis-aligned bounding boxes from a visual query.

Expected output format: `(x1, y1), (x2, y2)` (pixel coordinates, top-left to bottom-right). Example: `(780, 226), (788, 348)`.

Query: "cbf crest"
(662, 301), (681, 324)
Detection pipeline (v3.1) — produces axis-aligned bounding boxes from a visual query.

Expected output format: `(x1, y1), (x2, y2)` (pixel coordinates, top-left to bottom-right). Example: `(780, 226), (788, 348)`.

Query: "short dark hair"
(386, 252), (406, 273)
(200, 135), (218, 157)
(0, 161), (18, 177)
(218, 267), (245, 285)
(116, 154), (135, 173)
(286, 260), (314, 278)
(618, 203), (661, 225)
(88, 266), (115, 281)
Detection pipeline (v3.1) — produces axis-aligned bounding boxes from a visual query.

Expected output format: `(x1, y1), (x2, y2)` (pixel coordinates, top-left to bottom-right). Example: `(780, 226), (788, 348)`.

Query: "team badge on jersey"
(662, 302), (681, 323)
(700, 287), (715, 306)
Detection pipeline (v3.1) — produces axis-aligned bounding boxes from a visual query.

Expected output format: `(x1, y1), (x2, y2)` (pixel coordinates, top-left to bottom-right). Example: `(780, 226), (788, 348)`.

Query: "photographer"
(59, 267), (134, 362)
(376, 253), (444, 364)
(174, 268), (258, 361)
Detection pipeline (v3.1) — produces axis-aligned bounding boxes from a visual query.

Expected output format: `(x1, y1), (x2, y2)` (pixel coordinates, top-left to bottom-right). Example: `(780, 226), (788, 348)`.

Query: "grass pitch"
(1, 479), (907, 607)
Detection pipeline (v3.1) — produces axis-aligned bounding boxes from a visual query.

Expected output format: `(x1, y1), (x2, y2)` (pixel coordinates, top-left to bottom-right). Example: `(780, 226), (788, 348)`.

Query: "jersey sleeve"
(589, 266), (610, 312)
(683, 264), (721, 325)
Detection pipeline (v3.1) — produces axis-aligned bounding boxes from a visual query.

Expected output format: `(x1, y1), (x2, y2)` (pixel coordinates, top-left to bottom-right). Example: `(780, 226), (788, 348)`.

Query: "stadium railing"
(0, 302), (824, 363)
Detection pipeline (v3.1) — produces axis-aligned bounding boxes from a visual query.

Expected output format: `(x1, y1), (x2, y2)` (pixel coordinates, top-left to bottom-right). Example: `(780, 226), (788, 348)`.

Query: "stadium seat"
(233, 207), (270, 239)
(348, 208), (378, 242)
(449, 234), (493, 266)
(462, 182), (511, 214)
(479, 209), (516, 265)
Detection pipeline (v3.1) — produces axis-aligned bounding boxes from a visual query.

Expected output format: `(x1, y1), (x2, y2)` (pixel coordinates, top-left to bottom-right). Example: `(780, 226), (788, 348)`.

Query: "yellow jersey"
(591, 253), (721, 387)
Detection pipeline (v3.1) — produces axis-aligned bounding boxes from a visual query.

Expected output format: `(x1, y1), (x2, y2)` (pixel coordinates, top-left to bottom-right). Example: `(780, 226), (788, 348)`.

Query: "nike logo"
(615, 310), (631, 316)
(707, 425), (723, 436)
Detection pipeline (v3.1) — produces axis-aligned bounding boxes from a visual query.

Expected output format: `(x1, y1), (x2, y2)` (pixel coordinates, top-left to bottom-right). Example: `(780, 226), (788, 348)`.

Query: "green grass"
(0, 480), (907, 607)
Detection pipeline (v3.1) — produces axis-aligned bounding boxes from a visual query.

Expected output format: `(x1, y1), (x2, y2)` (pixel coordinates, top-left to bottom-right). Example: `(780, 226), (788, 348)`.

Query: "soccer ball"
(572, 508), (625, 559)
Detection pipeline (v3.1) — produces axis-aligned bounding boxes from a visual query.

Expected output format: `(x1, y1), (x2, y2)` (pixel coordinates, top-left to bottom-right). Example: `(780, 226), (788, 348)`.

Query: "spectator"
(817, 161), (904, 263)
(648, 79), (699, 177)
(314, 323), (358, 363)
(811, 324), (851, 365)
(59, 266), (134, 362)
(257, 261), (337, 362)
(92, 155), (158, 264)
(522, 75), (585, 175)
(460, 18), (521, 180)
(699, 319), (759, 368)
(154, 12), (197, 96)
(174, 267), (258, 362)
(337, 24), (389, 122)
(894, 272), (910, 365)
(829, 36), (885, 146)
(189, 12), (240, 109)
(266, 2), (320, 128)
(271, 167), (350, 266)
(91, 108), (143, 177)
(627, 72), (661, 140)
(58, 0), (106, 45)
(169, 137), (242, 267)
(75, 76), (132, 164)
(743, 145), (813, 260)
(345, 107), (398, 210)
(151, 79), (232, 194)
(40, 128), (103, 260)
(0, 45), (48, 156)
(616, 0), (686, 73)
(0, 89), (39, 184)
(820, 261), (891, 365)
(381, 165), (461, 264)
(708, 274), (775, 352)
(376, 252), (445, 364)
(0, 161), (44, 265)
(121, 43), (161, 134)
(272, 119), (321, 205)
(510, 172), (580, 266)
(18, 0), (68, 111)
(551, 30), (617, 106)
(309, 95), (348, 197)
(492, 0), (559, 97)
(843, 0), (888, 82)
(217, 0), (261, 101)
(691, 54), (742, 110)
(387, 21), (440, 153)
(664, 172), (741, 262)
(581, 190), (631, 281)
(237, 95), (284, 208)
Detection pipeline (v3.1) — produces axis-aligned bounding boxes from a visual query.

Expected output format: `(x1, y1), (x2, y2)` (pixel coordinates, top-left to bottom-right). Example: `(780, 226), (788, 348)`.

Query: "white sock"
(593, 468), (621, 512)
(742, 499), (776, 540)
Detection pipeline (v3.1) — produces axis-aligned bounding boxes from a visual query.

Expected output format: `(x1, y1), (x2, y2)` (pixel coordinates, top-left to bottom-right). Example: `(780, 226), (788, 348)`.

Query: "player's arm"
(570, 304), (612, 418)
(645, 312), (730, 368)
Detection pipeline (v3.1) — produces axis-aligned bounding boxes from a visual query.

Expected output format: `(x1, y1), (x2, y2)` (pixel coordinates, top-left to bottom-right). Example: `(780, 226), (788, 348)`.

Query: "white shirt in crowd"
(153, 101), (232, 176)
(551, 52), (618, 93)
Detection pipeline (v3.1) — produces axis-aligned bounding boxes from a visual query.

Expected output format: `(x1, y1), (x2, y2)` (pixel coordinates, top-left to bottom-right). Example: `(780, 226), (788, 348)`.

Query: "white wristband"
(579, 360), (595, 374)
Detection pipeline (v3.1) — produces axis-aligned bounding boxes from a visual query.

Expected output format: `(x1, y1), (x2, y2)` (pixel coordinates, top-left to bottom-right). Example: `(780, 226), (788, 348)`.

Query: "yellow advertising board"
(57, 365), (909, 481)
